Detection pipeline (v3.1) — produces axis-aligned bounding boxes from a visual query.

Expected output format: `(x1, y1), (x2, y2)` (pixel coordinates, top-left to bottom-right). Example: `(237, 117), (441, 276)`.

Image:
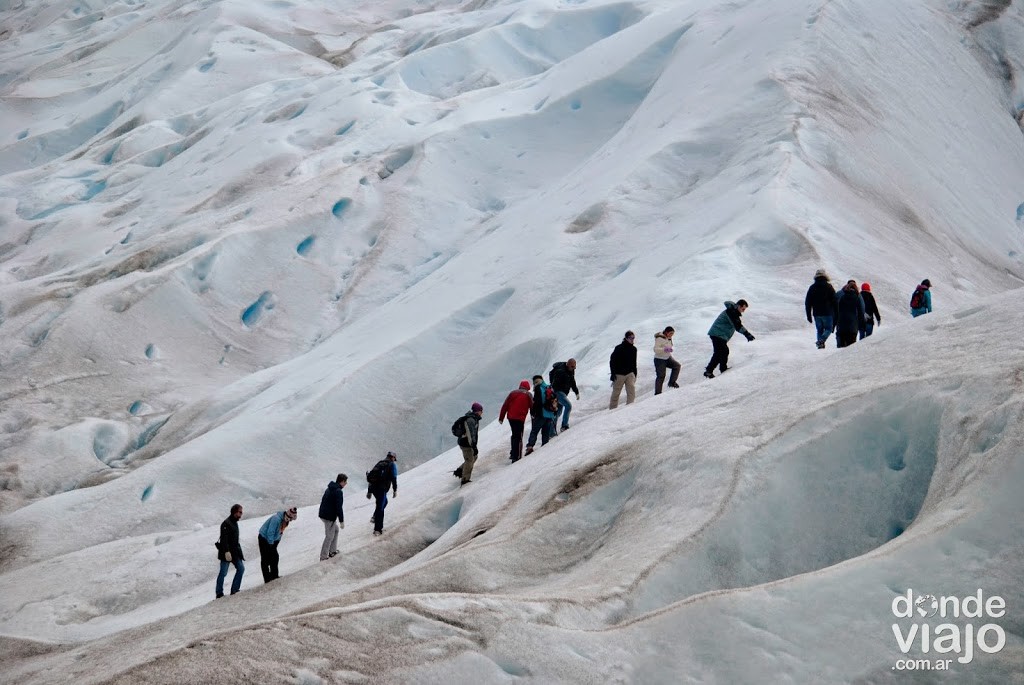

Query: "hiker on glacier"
(548, 358), (580, 432)
(318, 473), (347, 561)
(525, 376), (557, 454)
(452, 403), (483, 485)
(910, 279), (932, 317)
(805, 268), (838, 349)
(835, 280), (866, 348)
(608, 331), (638, 408)
(366, 452), (399, 535)
(215, 503), (245, 598)
(859, 282), (881, 339)
(703, 300), (755, 379)
(257, 507), (296, 582)
(653, 326), (681, 394)
(499, 380), (533, 462)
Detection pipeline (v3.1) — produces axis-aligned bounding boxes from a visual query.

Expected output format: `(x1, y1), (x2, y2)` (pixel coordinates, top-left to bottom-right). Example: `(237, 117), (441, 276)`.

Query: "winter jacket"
(653, 333), (675, 360)
(532, 382), (557, 419)
(609, 341), (637, 378)
(836, 286), (866, 334)
(318, 480), (345, 523)
(367, 460), (399, 495)
(549, 362), (579, 395)
(911, 285), (932, 316)
(862, 291), (881, 325)
(707, 302), (751, 342)
(805, 277), (838, 320)
(457, 412), (481, 449)
(218, 515), (244, 562)
(499, 388), (532, 422)
(258, 512), (288, 545)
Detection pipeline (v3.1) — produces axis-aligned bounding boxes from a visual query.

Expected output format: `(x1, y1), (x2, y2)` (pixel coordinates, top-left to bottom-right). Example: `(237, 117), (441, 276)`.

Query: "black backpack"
(451, 416), (467, 439)
(366, 459), (390, 485)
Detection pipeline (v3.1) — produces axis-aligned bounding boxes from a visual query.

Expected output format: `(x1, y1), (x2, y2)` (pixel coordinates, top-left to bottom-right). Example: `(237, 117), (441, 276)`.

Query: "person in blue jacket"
(910, 279), (932, 317)
(318, 474), (347, 561)
(366, 451), (398, 536)
(704, 300), (754, 379)
(258, 507), (296, 582)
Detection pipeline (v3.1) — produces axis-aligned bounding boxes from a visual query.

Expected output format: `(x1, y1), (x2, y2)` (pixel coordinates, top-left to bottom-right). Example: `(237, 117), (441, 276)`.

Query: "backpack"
(544, 385), (560, 413)
(451, 416), (467, 439)
(910, 286), (925, 309)
(366, 459), (390, 485)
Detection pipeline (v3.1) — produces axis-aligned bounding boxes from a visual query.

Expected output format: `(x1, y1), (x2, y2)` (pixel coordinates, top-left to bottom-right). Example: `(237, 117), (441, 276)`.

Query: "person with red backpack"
(524, 375), (556, 456)
(499, 381), (533, 462)
(910, 279), (932, 318)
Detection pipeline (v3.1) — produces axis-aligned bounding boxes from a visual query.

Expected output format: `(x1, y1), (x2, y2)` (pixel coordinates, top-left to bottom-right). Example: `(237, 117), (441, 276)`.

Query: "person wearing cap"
(499, 381), (533, 462)
(548, 359), (580, 431)
(454, 403), (483, 485)
(805, 269), (838, 349)
(215, 503), (245, 598)
(835, 280), (866, 348)
(367, 452), (399, 535)
(525, 375), (556, 455)
(653, 327), (681, 394)
(910, 279), (932, 317)
(257, 506), (297, 582)
(859, 282), (881, 339)
(704, 300), (754, 379)
(318, 474), (347, 561)
(609, 331), (638, 408)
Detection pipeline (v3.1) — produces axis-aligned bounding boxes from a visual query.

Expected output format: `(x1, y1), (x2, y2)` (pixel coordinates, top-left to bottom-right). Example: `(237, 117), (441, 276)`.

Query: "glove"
(473, 447), (479, 456)
(498, 419), (503, 425)
(339, 521), (345, 529)
(392, 490), (398, 498)
(610, 373), (616, 382)
(575, 392), (580, 400)
(745, 333), (755, 342)
(807, 317), (812, 324)
(225, 552), (232, 562)
(665, 346), (673, 353)
(366, 493), (371, 500)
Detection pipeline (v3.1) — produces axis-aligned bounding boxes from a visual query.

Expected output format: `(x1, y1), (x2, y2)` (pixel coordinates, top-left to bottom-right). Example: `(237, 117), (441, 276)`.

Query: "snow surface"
(1, 0), (1023, 682)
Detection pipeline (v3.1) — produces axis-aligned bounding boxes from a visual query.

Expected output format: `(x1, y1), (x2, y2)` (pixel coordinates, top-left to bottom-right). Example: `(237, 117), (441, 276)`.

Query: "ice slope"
(0, 0), (1023, 681)
(2, 290), (1023, 684)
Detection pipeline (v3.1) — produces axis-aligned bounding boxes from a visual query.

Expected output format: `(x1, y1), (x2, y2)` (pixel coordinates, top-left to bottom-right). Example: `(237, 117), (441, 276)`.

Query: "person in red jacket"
(499, 380), (533, 462)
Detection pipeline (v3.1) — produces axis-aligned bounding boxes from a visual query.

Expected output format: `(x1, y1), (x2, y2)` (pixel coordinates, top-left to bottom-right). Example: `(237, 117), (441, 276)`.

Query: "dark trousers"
(371, 488), (389, 532)
(258, 535), (279, 583)
(705, 336), (729, 374)
(837, 329), (858, 348)
(508, 419), (525, 460)
(654, 357), (681, 394)
(526, 415), (553, 448)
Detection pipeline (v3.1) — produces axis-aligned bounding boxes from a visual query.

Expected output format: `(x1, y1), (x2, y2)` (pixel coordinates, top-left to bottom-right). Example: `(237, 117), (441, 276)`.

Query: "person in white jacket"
(653, 326), (681, 395)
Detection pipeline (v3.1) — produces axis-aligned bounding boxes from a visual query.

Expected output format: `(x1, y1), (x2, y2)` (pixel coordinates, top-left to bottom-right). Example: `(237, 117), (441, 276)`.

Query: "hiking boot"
(816, 340), (825, 349)
(372, 530), (383, 536)
(453, 466), (463, 478)
(668, 382), (680, 388)
(719, 365), (728, 373)
(524, 446), (534, 456)
(510, 457), (520, 463)
(703, 371), (715, 379)
(561, 424), (569, 431)
(328, 551), (338, 558)
(460, 479), (472, 486)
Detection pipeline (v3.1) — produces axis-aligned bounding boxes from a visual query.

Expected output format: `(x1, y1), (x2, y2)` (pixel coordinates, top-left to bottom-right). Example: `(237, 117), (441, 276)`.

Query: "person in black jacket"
(835, 280), (865, 348)
(805, 269), (838, 349)
(367, 452), (399, 535)
(859, 282), (881, 339)
(549, 359), (580, 432)
(609, 331), (637, 409)
(318, 474), (347, 561)
(215, 503), (245, 598)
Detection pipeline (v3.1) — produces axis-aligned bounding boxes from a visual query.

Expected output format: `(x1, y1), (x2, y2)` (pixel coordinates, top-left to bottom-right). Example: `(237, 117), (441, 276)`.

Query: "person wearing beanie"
(453, 404), (483, 485)
(860, 282), (881, 339)
(499, 380), (533, 462)
(704, 300), (754, 379)
(215, 503), (245, 598)
(609, 331), (638, 409)
(318, 474), (347, 561)
(910, 279), (932, 317)
(805, 269), (839, 349)
(835, 280), (866, 348)
(525, 375), (557, 455)
(257, 506), (297, 582)
(548, 358), (580, 432)
(367, 451), (399, 535)
(653, 327), (681, 394)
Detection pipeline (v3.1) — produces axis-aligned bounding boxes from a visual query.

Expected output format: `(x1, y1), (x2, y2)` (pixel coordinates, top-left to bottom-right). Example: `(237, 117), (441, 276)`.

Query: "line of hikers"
(215, 451), (399, 598)
(215, 274), (933, 597)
